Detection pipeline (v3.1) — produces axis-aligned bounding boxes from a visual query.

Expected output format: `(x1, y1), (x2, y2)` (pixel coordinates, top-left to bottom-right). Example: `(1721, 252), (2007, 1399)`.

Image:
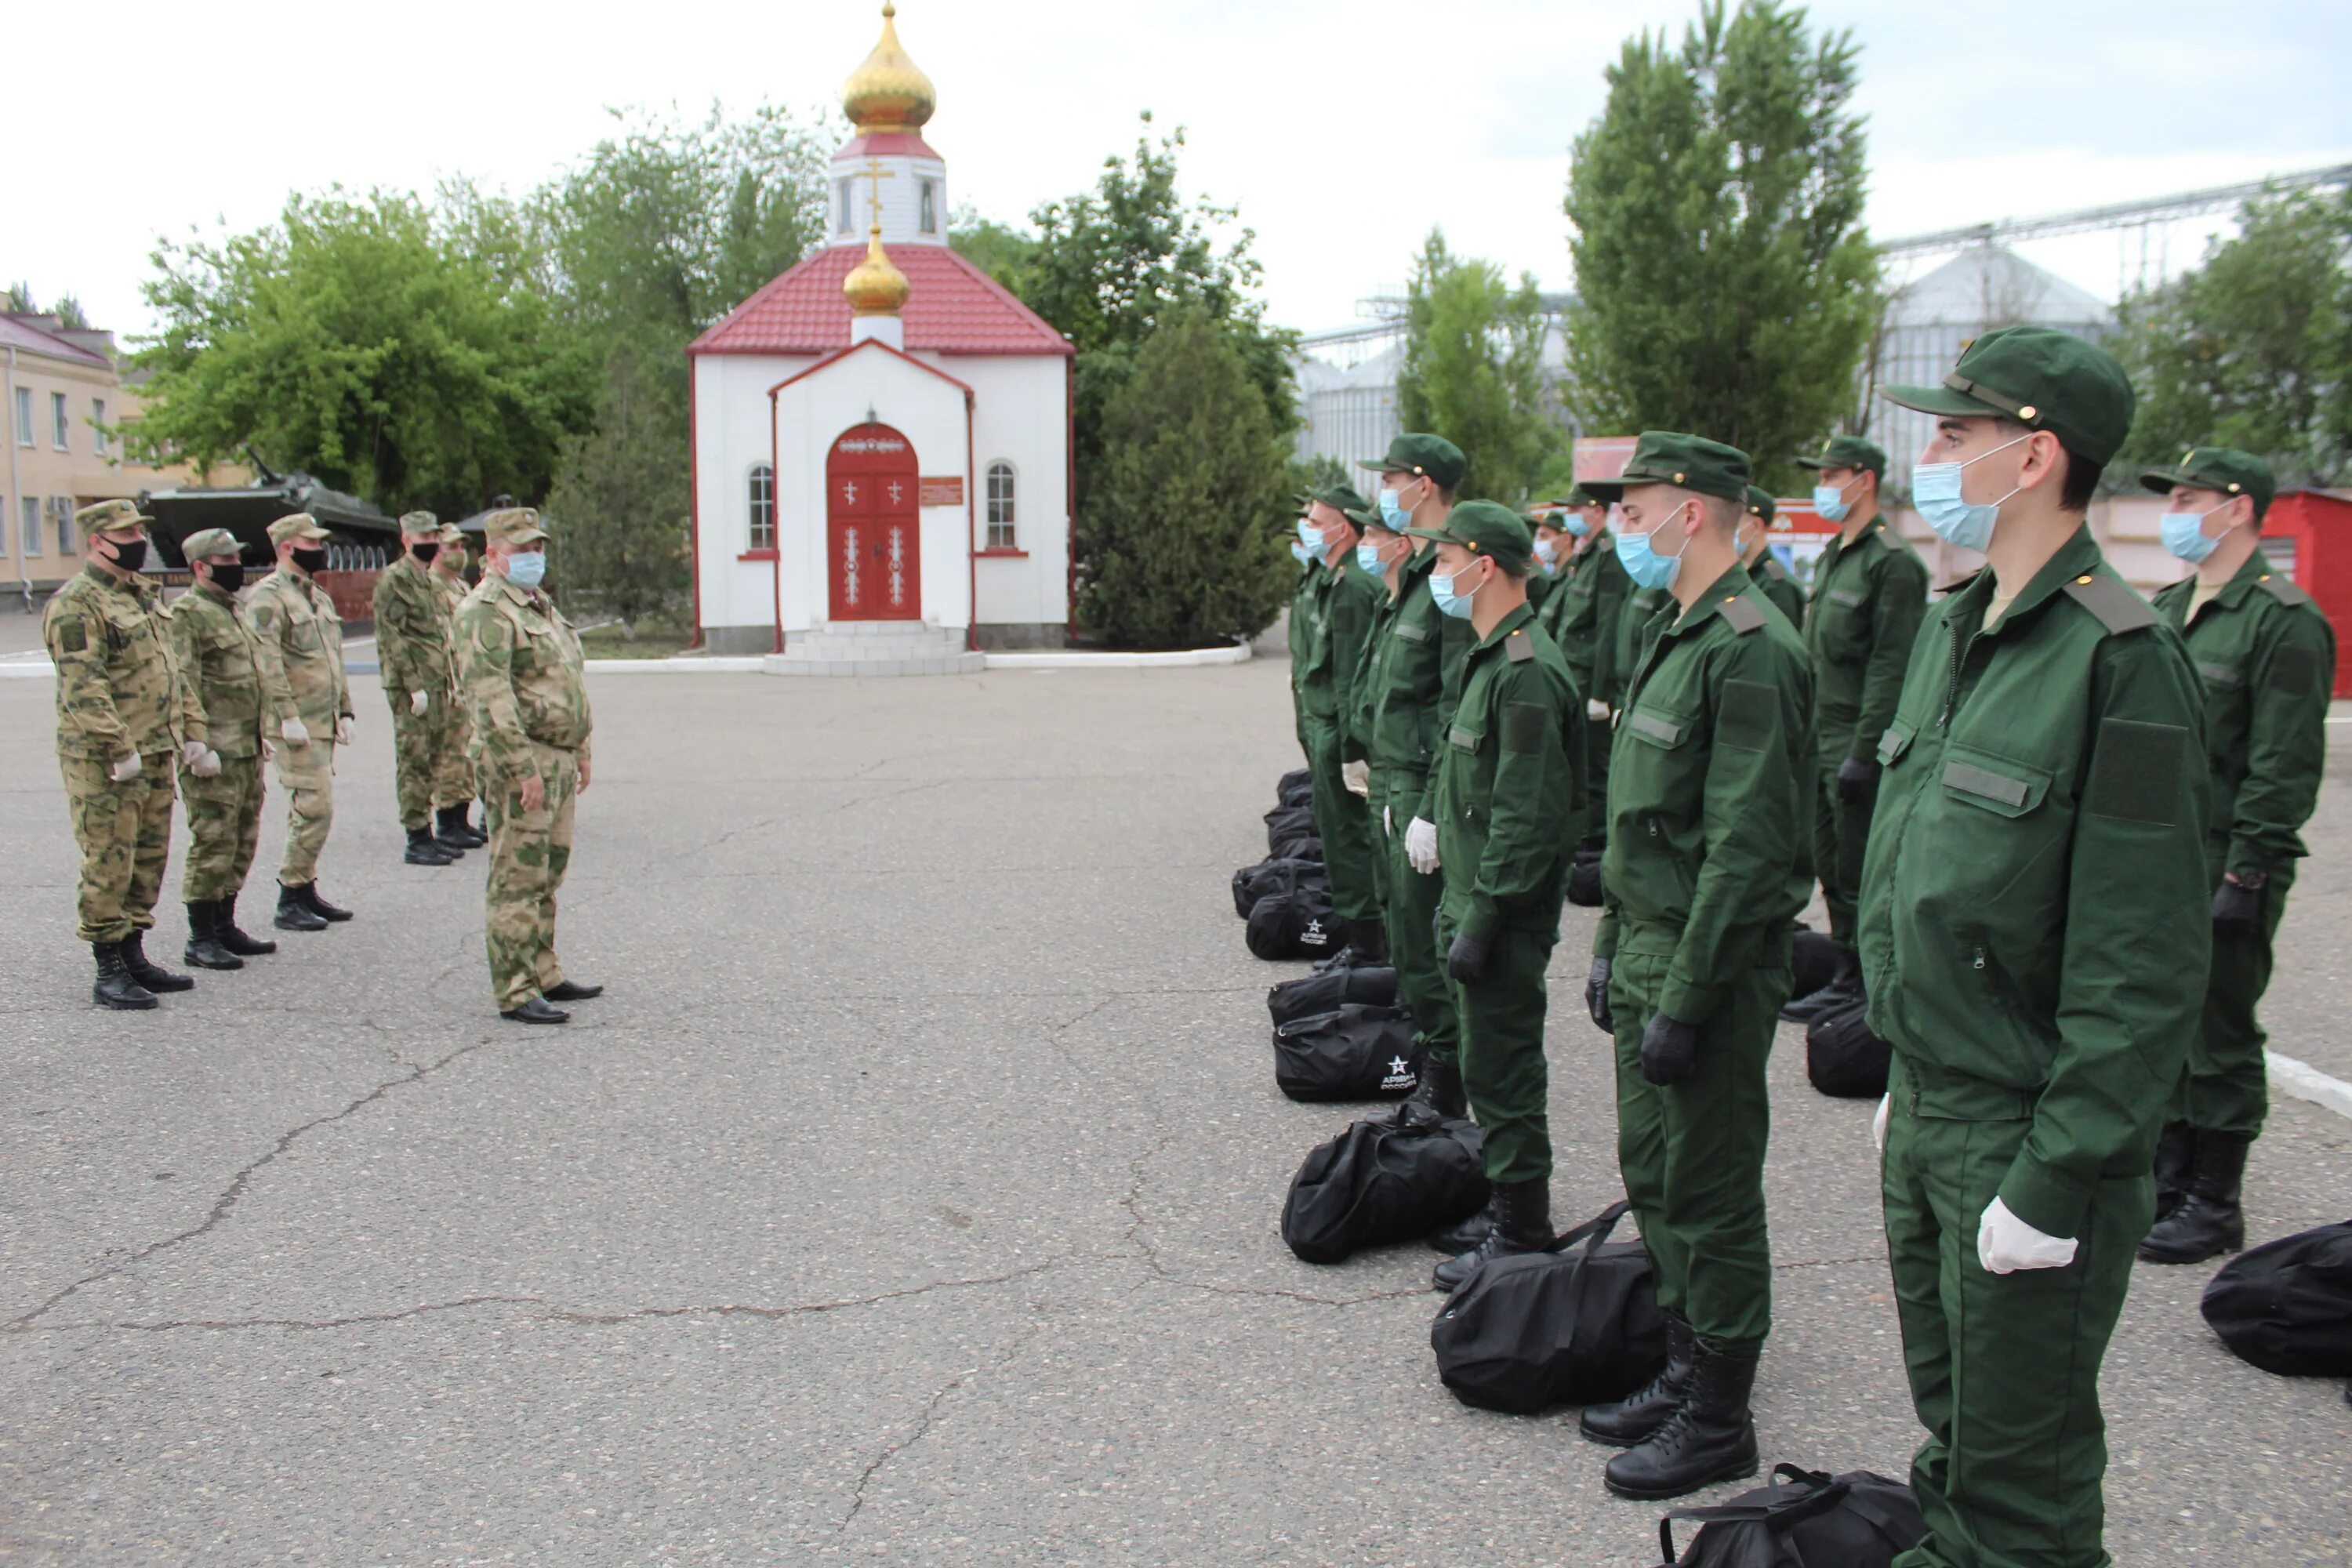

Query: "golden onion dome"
(843, 225), (910, 317)
(841, 2), (935, 133)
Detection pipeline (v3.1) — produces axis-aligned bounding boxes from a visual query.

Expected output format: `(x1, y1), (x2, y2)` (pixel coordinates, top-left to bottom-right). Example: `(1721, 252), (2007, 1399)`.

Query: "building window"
(12, 387), (28, 446)
(49, 495), (75, 555)
(985, 461), (1017, 550)
(837, 178), (854, 234)
(18, 496), (37, 555)
(52, 392), (69, 450)
(919, 179), (938, 234)
(748, 463), (775, 551)
(92, 397), (107, 456)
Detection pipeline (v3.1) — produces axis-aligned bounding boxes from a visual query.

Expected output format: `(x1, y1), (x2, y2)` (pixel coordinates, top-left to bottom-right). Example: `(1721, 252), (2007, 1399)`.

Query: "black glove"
(2212, 877), (2264, 935)
(1835, 755), (1880, 804)
(1446, 932), (1492, 984)
(1585, 956), (1614, 1034)
(1639, 1011), (1699, 1086)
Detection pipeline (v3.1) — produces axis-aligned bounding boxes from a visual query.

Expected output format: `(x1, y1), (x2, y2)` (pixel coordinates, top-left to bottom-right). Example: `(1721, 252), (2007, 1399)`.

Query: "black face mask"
(101, 536), (149, 572)
(291, 546), (330, 575)
(411, 542), (440, 564)
(207, 562), (247, 593)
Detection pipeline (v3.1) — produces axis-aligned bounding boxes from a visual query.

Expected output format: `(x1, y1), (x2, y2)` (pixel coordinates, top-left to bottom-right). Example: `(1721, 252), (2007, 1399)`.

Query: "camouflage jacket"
(454, 575), (593, 782)
(167, 580), (276, 760)
(43, 564), (204, 760)
(246, 567), (352, 732)
(373, 554), (455, 698)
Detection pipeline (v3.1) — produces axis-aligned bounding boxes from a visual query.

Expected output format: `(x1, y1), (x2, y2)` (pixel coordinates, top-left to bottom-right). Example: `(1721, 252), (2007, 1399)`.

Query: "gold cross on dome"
(863, 158), (896, 231)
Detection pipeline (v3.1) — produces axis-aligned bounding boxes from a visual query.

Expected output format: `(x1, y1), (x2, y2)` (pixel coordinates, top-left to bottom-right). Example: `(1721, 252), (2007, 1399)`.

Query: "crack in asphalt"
(1774, 1252), (1880, 1272)
(837, 1319), (1047, 1534)
(539, 1259), (1075, 1327)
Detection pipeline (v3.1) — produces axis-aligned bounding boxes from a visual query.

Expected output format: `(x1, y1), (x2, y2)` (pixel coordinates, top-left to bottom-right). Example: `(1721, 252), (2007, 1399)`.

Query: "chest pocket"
(1939, 745), (2053, 819)
(1622, 708), (1690, 751)
(2194, 659), (2243, 690)
(1447, 724), (1483, 753)
(1877, 720), (1916, 769)
(1393, 621), (1432, 646)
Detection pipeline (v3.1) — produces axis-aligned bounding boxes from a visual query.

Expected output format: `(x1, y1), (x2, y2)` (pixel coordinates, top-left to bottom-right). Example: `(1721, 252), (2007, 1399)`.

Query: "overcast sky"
(14, 0), (2351, 344)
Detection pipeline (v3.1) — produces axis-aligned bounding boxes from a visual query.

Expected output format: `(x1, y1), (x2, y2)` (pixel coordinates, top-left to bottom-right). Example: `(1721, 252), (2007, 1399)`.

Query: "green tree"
(948, 210), (1040, 294)
(544, 345), (689, 623)
(2112, 189), (2352, 487)
(1563, 0), (1880, 492)
(1397, 230), (1562, 503)
(5, 284), (93, 331)
(1083, 305), (1292, 647)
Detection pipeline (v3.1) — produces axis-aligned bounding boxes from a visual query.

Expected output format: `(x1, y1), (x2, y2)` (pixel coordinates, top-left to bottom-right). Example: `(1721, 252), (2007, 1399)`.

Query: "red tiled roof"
(691, 245), (1073, 358)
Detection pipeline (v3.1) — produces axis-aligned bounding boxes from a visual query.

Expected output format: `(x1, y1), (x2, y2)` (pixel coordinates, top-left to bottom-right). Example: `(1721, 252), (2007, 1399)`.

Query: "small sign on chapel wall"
(920, 476), (964, 506)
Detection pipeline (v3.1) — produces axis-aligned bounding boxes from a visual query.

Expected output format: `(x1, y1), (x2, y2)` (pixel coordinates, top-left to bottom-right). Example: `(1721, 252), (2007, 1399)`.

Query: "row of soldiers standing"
(42, 503), (599, 1023)
(1279, 324), (2333, 1568)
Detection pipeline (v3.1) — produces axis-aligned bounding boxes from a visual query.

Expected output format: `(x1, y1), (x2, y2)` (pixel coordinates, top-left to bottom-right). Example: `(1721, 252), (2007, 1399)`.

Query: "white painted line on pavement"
(2267, 1050), (2352, 1122)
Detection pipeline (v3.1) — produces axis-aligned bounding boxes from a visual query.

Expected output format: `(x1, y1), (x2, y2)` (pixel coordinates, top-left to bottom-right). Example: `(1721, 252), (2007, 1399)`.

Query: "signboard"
(1572, 435), (1638, 483)
(919, 476), (964, 507)
(1766, 500), (1837, 593)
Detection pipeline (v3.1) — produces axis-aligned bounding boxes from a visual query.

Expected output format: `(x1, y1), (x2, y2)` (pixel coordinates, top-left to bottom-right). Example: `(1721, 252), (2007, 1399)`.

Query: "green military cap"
(1358, 433), (1468, 490)
(1744, 486), (1777, 524)
(1881, 324), (2135, 466)
(1792, 434), (1887, 478)
(75, 498), (150, 535)
(1312, 481), (1371, 515)
(180, 527), (242, 561)
(483, 506), (549, 546)
(1406, 498), (1534, 574)
(1343, 504), (1383, 534)
(267, 512), (331, 545)
(1563, 485), (1603, 508)
(2140, 445), (2274, 517)
(1581, 431), (1751, 504)
(398, 510), (441, 535)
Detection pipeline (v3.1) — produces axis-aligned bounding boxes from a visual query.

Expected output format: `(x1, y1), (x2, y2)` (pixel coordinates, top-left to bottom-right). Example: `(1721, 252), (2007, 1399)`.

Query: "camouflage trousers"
(484, 743), (579, 1011)
(178, 753), (264, 903)
(60, 751), (176, 942)
(387, 688), (456, 829)
(273, 737), (338, 887)
(434, 701), (477, 811)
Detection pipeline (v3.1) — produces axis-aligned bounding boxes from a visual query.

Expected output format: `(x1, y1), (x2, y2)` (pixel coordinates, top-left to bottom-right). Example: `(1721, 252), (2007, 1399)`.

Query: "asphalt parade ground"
(2, 659), (2347, 1566)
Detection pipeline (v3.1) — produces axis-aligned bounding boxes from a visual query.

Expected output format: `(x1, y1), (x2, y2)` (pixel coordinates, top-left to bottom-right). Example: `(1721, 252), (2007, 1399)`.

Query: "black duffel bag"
(1430, 1200), (1668, 1414)
(2201, 1219), (2352, 1380)
(1266, 800), (1318, 844)
(1272, 1003), (1419, 1101)
(1269, 828), (1325, 864)
(1280, 1105), (1488, 1264)
(1806, 996), (1892, 1099)
(1246, 887), (1344, 962)
(1232, 855), (1329, 920)
(1276, 768), (1312, 807)
(1651, 1464), (1926, 1566)
(1789, 927), (1838, 1003)
(1566, 844), (1603, 908)
(1269, 964), (1400, 1026)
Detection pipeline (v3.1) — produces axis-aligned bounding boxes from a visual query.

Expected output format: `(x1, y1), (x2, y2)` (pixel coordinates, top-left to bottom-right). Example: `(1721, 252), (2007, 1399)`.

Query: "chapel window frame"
(983, 460), (1018, 552)
(747, 462), (777, 553)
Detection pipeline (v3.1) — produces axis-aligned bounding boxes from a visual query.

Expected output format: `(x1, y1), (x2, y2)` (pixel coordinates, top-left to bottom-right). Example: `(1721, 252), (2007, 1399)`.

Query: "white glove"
(110, 752), (143, 783)
(1342, 760), (1369, 797)
(409, 690), (429, 716)
(336, 715), (355, 746)
(1977, 1197), (2078, 1275)
(1406, 815), (1440, 875)
(1872, 1093), (1889, 1153)
(191, 747), (223, 779)
(182, 740), (210, 771)
(281, 717), (311, 746)
(1588, 698), (1610, 721)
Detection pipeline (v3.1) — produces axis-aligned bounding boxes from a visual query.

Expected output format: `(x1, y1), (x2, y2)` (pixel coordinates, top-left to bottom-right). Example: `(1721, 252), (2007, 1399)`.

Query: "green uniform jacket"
(246, 568), (352, 732)
(1857, 527), (2209, 1240)
(167, 580), (274, 759)
(1344, 570), (1399, 759)
(1361, 547), (1473, 811)
(455, 576), (594, 787)
(1751, 552), (1806, 628)
(373, 554), (457, 699)
(1554, 533), (1634, 694)
(1595, 564), (1813, 1023)
(1299, 556), (1385, 737)
(2153, 550), (2336, 882)
(1600, 584), (1672, 710)
(1286, 561), (1317, 699)
(42, 564), (205, 760)
(1433, 604), (1584, 943)
(1804, 516), (1929, 764)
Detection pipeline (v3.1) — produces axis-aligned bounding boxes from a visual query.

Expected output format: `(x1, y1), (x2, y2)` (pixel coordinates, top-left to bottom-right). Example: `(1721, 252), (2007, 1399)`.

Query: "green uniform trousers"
(1813, 757), (1871, 949)
(2177, 862), (2292, 1139)
(178, 753), (264, 904)
(1581, 706), (1612, 847)
(1301, 716), (1380, 922)
(387, 688), (457, 829)
(60, 751), (176, 943)
(485, 742), (579, 1011)
(1363, 762), (1392, 915)
(1375, 772), (1460, 1068)
(1608, 935), (1782, 1350)
(1882, 1055), (2149, 1568)
(434, 701), (477, 811)
(272, 738), (338, 887)
(1439, 920), (1556, 1185)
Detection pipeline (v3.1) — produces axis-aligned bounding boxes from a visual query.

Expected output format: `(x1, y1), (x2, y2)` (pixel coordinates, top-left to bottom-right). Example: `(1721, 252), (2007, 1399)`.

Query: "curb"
(3, 645), (1256, 680)
(2268, 1050), (2352, 1122)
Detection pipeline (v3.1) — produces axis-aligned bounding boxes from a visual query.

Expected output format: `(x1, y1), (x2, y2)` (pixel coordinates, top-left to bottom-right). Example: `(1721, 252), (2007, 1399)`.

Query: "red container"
(2259, 492), (2352, 696)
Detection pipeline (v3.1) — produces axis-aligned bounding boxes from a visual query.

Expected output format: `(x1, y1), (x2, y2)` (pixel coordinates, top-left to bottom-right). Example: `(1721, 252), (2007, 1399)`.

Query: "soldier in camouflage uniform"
(42, 500), (209, 1008)
(247, 513), (358, 931)
(168, 526), (281, 970)
(455, 508), (600, 1024)
(430, 524), (486, 845)
(374, 510), (468, 866)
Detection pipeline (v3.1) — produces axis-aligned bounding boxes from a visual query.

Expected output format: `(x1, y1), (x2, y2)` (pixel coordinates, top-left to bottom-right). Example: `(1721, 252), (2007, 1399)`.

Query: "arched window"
(985, 461), (1016, 550)
(919, 179), (938, 234)
(835, 179), (854, 235)
(749, 463), (776, 551)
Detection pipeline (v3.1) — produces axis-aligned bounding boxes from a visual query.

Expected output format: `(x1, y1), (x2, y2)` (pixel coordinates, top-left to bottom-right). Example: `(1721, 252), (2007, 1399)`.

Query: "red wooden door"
(826, 423), (921, 621)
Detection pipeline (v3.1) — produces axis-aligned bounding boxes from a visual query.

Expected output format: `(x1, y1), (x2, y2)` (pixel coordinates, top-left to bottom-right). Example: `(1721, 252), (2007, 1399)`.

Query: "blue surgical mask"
(1355, 542), (1385, 574)
(1296, 517), (1323, 550)
(1534, 537), (1559, 572)
(1563, 513), (1592, 538)
(1812, 483), (1851, 523)
(1617, 506), (1688, 591)
(1430, 561), (1484, 619)
(1377, 479), (1421, 531)
(2161, 503), (2227, 564)
(1912, 434), (2030, 552)
(1290, 539), (1313, 566)
(504, 550), (547, 589)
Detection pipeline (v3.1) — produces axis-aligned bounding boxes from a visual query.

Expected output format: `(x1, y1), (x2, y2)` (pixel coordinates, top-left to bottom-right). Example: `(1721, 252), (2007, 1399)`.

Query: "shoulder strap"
(1504, 628), (1534, 662)
(1658, 1466), (1849, 1563)
(1541, 1199), (1633, 1254)
(2256, 572), (2315, 609)
(1760, 556), (1788, 582)
(2061, 572), (2159, 634)
(1715, 594), (1766, 635)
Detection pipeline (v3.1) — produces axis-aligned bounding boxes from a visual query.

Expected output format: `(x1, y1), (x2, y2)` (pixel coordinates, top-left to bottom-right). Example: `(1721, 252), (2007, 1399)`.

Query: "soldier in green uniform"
(43, 499), (209, 1008)
(429, 524), (487, 845)
(1296, 484), (1389, 964)
(169, 527), (281, 971)
(1343, 503), (1408, 928)
(1577, 434), (1813, 1501)
(455, 508), (601, 1024)
(1739, 488), (1806, 626)
(1784, 435), (1926, 1025)
(374, 511), (468, 866)
(1548, 487), (1633, 902)
(2135, 448), (2335, 1265)
(247, 513), (357, 931)
(1406, 503), (1584, 1290)
(1863, 328), (2209, 1568)
(1284, 495), (1320, 753)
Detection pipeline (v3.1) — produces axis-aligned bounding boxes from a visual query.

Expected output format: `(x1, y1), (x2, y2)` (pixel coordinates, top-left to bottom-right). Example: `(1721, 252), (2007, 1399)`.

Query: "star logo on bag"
(1389, 1058), (1409, 1077)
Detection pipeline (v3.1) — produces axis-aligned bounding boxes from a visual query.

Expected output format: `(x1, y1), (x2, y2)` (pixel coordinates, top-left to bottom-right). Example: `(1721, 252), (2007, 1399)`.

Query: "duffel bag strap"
(1657, 1466), (1848, 1563)
(1544, 1198), (1635, 1256)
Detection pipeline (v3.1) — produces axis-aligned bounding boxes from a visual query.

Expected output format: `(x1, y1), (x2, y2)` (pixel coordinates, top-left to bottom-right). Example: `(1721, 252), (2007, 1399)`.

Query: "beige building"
(3, 312), (234, 603)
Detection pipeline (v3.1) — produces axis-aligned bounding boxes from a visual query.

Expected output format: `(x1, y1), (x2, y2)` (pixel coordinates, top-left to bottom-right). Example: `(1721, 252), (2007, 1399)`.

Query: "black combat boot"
(217, 894), (277, 956)
(2139, 1130), (2251, 1265)
(1781, 946), (1860, 1024)
(545, 979), (604, 1002)
(1429, 1190), (1499, 1257)
(1342, 916), (1388, 966)
(2151, 1121), (2194, 1223)
(437, 804), (487, 848)
(302, 884), (354, 922)
(429, 818), (470, 857)
(275, 883), (329, 932)
(183, 902), (245, 971)
(1396, 1053), (1467, 1123)
(405, 825), (456, 866)
(121, 931), (194, 993)
(1602, 1338), (1761, 1500)
(1432, 1179), (1552, 1293)
(1581, 1312), (1695, 1446)
(501, 997), (571, 1025)
(93, 942), (159, 1010)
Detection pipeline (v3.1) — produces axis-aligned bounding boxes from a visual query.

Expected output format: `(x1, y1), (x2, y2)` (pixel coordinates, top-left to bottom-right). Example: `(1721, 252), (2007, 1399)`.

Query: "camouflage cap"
(1406, 499), (1534, 574)
(76, 498), (150, 535)
(1792, 434), (1887, 478)
(437, 524), (466, 547)
(398, 510), (441, 536)
(2140, 445), (2274, 517)
(1881, 325), (2135, 466)
(483, 506), (550, 546)
(1580, 432), (1751, 505)
(1744, 485), (1777, 525)
(267, 512), (332, 545)
(1358, 433), (1468, 490)
(181, 527), (243, 561)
